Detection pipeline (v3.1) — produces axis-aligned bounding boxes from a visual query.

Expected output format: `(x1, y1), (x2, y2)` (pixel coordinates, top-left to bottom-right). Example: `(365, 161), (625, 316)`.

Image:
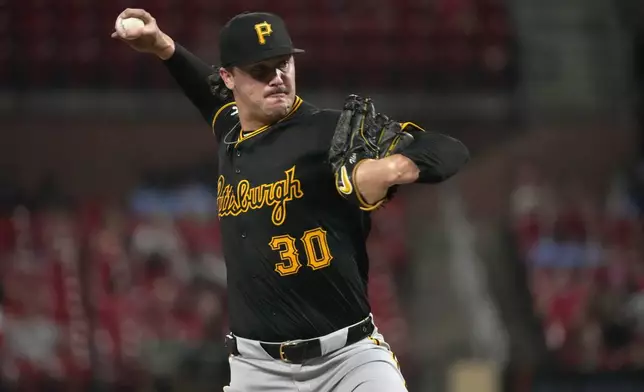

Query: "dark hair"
(208, 66), (233, 101)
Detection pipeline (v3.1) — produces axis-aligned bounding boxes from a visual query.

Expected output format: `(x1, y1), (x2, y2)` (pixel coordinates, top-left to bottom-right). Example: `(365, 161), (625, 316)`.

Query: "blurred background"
(1, 0), (643, 391)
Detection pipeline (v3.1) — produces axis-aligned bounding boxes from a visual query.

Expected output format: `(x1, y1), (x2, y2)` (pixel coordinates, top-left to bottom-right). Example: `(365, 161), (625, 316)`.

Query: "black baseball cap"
(219, 12), (305, 68)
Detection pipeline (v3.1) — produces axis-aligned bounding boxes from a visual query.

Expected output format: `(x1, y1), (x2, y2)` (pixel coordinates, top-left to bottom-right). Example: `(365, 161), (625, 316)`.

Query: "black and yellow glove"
(328, 94), (420, 211)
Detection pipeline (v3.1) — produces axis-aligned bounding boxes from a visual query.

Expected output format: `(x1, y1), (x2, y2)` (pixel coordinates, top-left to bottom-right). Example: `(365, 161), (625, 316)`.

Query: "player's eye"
(249, 66), (270, 79)
(246, 59), (289, 81)
(278, 60), (289, 71)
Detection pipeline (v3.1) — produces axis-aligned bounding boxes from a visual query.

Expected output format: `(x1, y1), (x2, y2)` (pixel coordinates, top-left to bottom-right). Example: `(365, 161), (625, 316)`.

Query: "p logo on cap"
(254, 22), (273, 45)
(218, 12), (304, 67)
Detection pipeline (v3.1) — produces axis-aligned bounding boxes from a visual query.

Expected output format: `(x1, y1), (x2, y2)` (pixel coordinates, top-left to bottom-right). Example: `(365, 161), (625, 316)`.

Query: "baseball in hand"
(119, 17), (145, 38)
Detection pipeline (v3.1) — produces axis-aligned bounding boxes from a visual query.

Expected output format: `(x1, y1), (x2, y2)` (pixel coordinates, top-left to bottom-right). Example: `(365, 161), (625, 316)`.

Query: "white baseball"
(120, 17), (145, 38)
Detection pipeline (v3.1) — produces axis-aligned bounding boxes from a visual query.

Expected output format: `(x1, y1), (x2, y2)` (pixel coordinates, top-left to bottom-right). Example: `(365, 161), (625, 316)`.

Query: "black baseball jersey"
(164, 44), (469, 342)
(214, 98), (374, 341)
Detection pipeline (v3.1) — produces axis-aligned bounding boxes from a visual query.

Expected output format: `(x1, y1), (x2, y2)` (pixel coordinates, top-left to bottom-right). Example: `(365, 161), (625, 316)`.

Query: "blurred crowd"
(0, 172), (413, 391)
(4, 0), (514, 91)
(510, 158), (644, 371)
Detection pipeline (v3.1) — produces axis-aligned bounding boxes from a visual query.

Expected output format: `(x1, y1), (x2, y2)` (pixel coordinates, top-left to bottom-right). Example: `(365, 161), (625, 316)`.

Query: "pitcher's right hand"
(111, 8), (175, 60)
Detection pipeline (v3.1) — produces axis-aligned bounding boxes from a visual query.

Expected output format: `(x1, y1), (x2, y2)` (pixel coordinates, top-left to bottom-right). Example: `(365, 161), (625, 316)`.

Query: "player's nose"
(269, 68), (285, 86)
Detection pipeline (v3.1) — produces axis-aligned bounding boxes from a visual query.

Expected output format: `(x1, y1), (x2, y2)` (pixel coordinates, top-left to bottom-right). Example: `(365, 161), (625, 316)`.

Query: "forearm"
(354, 155), (419, 206)
(353, 130), (469, 206)
(162, 41), (224, 122)
(399, 130), (470, 183)
(154, 32), (175, 60)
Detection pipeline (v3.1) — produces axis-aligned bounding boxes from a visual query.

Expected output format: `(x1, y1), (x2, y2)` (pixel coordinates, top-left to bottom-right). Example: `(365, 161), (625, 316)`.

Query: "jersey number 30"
(269, 227), (333, 276)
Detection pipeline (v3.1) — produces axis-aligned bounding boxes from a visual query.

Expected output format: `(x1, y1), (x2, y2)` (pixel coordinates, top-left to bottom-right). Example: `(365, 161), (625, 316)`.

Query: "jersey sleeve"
(162, 43), (232, 140)
(211, 102), (240, 142)
(311, 109), (342, 145)
(398, 124), (470, 183)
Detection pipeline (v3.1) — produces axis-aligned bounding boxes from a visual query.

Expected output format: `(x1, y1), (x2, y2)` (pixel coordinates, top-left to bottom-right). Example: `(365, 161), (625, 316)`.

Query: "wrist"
(354, 159), (389, 206)
(155, 32), (175, 60)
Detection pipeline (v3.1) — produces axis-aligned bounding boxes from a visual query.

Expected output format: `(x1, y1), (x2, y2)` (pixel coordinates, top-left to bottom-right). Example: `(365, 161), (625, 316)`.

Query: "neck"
(235, 96), (298, 132)
(239, 114), (269, 133)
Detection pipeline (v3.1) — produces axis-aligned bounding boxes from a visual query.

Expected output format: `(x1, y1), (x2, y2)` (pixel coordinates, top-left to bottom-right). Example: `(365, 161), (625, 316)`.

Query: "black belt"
(225, 316), (375, 364)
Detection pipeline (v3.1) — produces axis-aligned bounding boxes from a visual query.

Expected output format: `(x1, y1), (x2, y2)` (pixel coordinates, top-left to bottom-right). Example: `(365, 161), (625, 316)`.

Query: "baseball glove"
(328, 94), (420, 211)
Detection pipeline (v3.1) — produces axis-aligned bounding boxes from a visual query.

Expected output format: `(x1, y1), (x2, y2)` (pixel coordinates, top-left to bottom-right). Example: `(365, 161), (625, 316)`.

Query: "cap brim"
(233, 47), (305, 67)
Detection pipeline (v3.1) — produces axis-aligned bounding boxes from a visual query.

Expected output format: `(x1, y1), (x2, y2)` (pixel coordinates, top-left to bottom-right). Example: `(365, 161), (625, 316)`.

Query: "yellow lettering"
(284, 166), (303, 198)
(249, 186), (264, 210)
(254, 22), (273, 45)
(216, 166), (304, 226)
(237, 180), (251, 213)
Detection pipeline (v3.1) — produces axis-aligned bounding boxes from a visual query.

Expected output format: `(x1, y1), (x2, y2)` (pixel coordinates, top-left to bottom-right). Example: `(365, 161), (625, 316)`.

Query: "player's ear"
(220, 67), (235, 90)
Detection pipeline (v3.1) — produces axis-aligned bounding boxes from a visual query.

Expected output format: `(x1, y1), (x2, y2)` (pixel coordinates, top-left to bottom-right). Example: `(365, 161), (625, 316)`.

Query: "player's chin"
(264, 98), (292, 117)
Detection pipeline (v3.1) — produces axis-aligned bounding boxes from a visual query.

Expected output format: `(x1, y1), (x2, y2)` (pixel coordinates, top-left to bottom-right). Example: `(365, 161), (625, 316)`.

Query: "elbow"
(422, 138), (470, 183)
(445, 139), (470, 177)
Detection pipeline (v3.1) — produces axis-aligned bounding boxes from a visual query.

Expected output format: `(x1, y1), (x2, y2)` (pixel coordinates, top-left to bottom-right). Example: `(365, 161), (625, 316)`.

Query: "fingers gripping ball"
(119, 17), (145, 39)
(329, 94), (419, 211)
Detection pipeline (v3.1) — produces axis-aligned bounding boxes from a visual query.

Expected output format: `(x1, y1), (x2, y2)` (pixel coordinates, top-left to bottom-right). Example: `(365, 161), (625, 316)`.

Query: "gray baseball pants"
(223, 316), (407, 392)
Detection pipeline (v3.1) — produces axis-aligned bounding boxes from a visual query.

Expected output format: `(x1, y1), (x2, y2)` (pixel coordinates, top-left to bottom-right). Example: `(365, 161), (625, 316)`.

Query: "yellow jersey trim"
(234, 96), (304, 147)
(352, 160), (385, 211)
(400, 121), (426, 133)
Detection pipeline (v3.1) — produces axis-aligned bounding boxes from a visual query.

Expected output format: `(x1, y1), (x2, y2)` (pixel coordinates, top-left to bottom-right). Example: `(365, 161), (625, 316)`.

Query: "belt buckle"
(279, 341), (298, 363)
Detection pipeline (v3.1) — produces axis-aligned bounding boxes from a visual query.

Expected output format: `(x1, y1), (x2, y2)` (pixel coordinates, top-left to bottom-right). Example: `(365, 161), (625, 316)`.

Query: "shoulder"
(211, 100), (239, 140)
(311, 108), (342, 124)
(293, 100), (341, 133)
(310, 107), (342, 142)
